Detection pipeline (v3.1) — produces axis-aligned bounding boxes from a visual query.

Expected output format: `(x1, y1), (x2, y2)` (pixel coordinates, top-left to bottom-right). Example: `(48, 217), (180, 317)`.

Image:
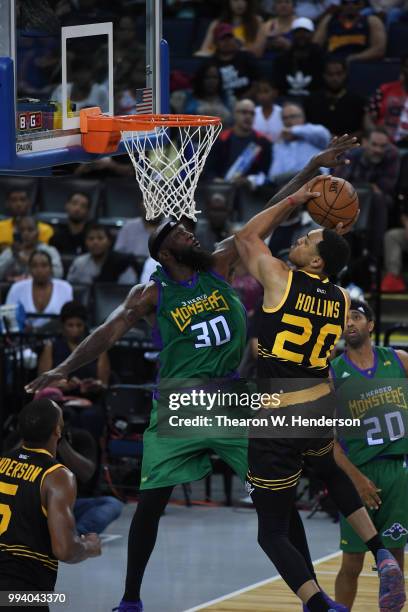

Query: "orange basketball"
(307, 176), (359, 230)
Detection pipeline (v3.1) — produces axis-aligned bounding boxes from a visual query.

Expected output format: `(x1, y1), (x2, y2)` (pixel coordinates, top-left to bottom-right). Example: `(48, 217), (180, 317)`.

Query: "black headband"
(349, 299), (374, 321)
(148, 220), (179, 260)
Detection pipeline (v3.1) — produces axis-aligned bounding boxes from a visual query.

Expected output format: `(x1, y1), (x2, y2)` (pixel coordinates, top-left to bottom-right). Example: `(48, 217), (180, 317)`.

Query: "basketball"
(307, 176), (359, 230)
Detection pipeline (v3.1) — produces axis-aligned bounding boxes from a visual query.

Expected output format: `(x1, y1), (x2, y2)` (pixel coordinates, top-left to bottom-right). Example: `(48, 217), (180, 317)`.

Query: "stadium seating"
(353, 184), (374, 233)
(92, 283), (134, 326)
(348, 60), (401, 97)
(387, 22), (408, 58)
(163, 19), (195, 57)
(72, 284), (92, 309)
(193, 18), (212, 54)
(38, 178), (102, 224)
(195, 180), (237, 213)
(171, 57), (203, 78)
(99, 178), (143, 227)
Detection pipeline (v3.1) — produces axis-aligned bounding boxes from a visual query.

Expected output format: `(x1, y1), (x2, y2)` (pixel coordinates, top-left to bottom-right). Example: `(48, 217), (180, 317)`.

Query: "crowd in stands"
(2, 0), (408, 520)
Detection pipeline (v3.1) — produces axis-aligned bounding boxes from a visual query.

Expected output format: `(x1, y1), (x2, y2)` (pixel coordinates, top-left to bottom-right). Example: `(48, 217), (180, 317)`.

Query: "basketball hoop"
(80, 108), (222, 220)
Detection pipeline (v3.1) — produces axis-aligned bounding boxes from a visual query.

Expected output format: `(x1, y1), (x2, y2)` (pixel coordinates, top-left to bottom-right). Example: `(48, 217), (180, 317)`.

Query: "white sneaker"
(239, 495), (253, 506)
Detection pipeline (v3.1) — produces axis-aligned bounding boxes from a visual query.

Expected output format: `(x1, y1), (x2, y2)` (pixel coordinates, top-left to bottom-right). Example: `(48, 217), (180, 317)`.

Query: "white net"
(121, 121), (222, 221)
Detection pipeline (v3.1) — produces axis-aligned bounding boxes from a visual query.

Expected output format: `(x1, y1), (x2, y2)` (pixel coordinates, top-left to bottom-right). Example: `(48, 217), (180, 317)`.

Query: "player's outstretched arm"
(44, 468), (102, 563)
(234, 230), (291, 311)
(235, 175), (327, 243)
(212, 176), (326, 278)
(234, 229), (289, 288)
(212, 135), (358, 277)
(264, 134), (359, 209)
(25, 283), (158, 394)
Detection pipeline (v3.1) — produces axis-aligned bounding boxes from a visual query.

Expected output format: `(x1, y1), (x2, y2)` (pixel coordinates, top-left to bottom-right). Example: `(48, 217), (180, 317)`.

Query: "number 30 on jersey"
(191, 315), (231, 348)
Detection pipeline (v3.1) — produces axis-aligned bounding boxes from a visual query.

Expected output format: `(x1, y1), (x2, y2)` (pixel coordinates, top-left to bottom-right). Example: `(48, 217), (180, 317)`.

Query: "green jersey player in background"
(331, 300), (408, 610)
(26, 136), (357, 612)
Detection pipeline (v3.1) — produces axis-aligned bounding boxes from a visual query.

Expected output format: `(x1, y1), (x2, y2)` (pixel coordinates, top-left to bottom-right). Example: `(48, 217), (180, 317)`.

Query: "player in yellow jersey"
(0, 399), (101, 612)
(235, 195), (406, 612)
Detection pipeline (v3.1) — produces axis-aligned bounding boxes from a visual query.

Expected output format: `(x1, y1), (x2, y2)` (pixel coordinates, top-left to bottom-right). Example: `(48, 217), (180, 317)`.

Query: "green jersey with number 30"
(331, 346), (408, 466)
(151, 266), (247, 379)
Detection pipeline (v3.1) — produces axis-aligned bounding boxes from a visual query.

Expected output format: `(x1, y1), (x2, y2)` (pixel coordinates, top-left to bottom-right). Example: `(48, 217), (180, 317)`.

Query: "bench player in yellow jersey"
(0, 399), (101, 612)
(235, 194), (406, 612)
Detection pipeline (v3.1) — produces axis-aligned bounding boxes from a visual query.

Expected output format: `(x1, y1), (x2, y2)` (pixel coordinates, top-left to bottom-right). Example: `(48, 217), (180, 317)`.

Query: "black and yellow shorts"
(247, 436), (334, 492)
(247, 386), (335, 493)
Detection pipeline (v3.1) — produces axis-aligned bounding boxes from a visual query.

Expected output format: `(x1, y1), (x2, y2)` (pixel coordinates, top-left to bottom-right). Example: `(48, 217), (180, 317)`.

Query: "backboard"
(0, 0), (169, 174)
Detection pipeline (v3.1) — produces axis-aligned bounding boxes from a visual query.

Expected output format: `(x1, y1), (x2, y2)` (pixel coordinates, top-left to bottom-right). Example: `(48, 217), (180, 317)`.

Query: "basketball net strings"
(122, 123), (222, 221)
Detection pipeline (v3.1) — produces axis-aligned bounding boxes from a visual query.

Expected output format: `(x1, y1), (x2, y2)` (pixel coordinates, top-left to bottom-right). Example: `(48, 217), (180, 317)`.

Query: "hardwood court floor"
(198, 552), (408, 611)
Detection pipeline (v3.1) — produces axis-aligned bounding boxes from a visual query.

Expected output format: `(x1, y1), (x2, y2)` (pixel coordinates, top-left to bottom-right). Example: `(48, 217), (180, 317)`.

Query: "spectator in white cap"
(275, 17), (326, 98)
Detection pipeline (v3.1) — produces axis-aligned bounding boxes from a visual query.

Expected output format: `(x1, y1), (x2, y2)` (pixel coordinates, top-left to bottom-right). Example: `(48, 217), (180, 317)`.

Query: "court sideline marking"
(182, 550), (342, 612)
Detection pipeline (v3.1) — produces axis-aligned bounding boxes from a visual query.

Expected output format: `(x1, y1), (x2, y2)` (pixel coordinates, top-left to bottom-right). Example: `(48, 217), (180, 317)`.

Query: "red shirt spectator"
(368, 56), (408, 144)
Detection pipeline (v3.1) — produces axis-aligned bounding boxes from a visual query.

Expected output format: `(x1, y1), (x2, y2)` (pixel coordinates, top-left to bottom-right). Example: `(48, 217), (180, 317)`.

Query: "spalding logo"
(329, 180), (339, 193)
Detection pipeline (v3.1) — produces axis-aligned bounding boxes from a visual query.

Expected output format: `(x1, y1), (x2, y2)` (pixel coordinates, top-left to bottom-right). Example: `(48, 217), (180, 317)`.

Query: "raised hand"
(292, 175), (332, 205)
(25, 367), (68, 395)
(313, 134), (360, 169)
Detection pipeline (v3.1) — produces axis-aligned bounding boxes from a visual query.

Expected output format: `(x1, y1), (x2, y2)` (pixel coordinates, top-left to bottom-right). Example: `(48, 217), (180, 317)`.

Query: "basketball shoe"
(113, 600), (143, 612)
(303, 592), (349, 611)
(377, 549), (406, 611)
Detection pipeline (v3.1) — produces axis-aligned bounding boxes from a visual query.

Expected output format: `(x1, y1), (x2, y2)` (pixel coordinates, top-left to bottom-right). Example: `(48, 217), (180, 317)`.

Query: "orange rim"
(80, 107), (221, 133)
(80, 107), (222, 154)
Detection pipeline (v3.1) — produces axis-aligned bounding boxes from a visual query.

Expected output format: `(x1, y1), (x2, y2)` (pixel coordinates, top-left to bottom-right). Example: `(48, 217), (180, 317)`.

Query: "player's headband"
(349, 299), (374, 321)
(148, 220), (180, 260)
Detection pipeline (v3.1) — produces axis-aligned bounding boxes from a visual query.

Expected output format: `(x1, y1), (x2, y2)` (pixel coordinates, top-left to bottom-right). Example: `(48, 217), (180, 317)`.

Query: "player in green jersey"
(26, 136), (358, 612)
(331, 300), (408, 610)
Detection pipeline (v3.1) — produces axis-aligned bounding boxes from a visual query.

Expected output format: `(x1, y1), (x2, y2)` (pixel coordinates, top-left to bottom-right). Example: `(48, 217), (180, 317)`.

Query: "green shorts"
(140, 401), (248, 490)
(340, 457), (408, 553)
